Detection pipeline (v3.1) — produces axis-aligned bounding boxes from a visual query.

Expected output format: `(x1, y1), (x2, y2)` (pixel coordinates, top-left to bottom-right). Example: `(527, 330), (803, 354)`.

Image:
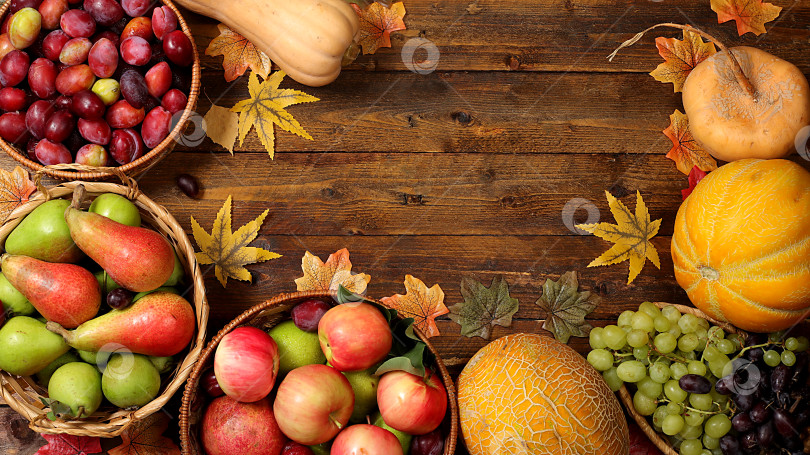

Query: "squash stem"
(607, 22), (756, 98)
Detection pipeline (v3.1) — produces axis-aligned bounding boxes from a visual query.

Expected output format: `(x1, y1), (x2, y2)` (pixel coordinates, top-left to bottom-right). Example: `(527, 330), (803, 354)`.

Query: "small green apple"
(308, 443), (330, 455)
(373, 411), (412, 454)
(267, 320), (326, 375)
(343, 366), (380, 422)
(162, 252), (184, 287)
(89, 193), (141, 227)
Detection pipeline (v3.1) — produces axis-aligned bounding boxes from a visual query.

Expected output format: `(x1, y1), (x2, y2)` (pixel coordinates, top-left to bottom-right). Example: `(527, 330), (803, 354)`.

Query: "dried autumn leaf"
(448, 275), (519, 339)
(664, 110), (717, 175)
(206, 23), (271, 81)
(711, 0), (781, 36)
(231, 71), (318, 158)
(577, 191), (662, 285)
(682, 166), (709, 200)
(649, 30), (716, 92)
(191, 195), (281, 287)
(0, 166), (36, 223)
(381, 275), (448, 338)
(535, 271), (599, 343)
(108, 413), (180, 455)
(294, 248), (371, 294)
(204, 103), (239, 153)
(36, 433), (101, 455)
(351, 2), (406, 55)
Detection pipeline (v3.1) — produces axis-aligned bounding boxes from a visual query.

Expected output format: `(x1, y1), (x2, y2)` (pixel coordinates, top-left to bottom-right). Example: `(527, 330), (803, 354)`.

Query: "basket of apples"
(0, 0), (200, 181)
(0, 179), (208, 437)
(179, 289), (459, 455)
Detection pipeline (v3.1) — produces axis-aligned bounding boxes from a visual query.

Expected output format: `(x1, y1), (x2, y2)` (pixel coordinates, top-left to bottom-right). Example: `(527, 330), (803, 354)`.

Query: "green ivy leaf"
(448, 275), (519, 339)
(535, 271), (601, 343)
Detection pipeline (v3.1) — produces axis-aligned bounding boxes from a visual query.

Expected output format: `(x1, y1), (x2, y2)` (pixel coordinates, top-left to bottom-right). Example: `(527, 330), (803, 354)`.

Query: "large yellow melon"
(457, 333), (628, 455)
(672, 159), (810, 332)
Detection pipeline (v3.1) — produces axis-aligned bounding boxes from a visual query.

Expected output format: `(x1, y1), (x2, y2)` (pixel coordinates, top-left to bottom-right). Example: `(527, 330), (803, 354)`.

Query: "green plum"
(373, 411), (412, 454)
(102, 354), (161, 408)
(0, 272), (34, 316)
(268, 320), (326, 376)
(36, 351), (81, 387)
(48, 362), (103, 418)
(162, 251), (184, 287)
(5, 199), (83, 263)
(0, 316), (69, 376)
(89, 194), (141, 227)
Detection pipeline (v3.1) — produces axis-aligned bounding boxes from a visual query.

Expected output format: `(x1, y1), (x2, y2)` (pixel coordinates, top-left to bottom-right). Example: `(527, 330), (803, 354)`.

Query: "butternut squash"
(175, 0), (359, 87)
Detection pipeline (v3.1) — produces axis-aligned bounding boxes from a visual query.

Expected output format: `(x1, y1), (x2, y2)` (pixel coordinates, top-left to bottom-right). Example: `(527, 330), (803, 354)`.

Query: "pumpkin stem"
(607, 23), (756, 98)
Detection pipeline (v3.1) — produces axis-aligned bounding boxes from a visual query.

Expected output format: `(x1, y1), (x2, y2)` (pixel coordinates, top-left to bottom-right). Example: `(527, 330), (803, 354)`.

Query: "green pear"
(162, 252), (184, 287)
(133, 286), (178, 303)
(5, 199), (83, 263)
(148, 356), (174, 374)
(94, 270), (121, 293)
(267, 320), (326, 376)
(89, 193), (141, 227)
(102, 354), (161, 408)
(343, 366), (380, 422)
(36, 351), (80, 387)
(0, 316), (69, 376)
(0, 272), (34, 315)
(48, 362), (102, 418)
(373, 411), (412, 454)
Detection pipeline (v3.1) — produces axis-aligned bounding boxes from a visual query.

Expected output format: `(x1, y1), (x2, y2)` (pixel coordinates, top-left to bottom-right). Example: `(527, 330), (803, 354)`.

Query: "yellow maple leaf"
(191, 196), (281, 287)
(294, 248), (371, 294)
(0, 166), (36, 223)
(577, 191), (662, 285)
(381, 275), (448, 338)
(663, 110), (717, 175)
(649, 30), (716, 93)
(231, 71), (318, 158)
(204, 103), (239, 153)
(351, 2), (407, 55)
(711, 0), (781, 36)
(205, 23), (271, 81)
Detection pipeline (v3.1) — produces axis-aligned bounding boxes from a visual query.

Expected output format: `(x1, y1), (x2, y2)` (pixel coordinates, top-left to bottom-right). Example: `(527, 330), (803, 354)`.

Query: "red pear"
(47, 291), (195, 357)
(1, 254), (100, 329)
(64, 186), (174, 292)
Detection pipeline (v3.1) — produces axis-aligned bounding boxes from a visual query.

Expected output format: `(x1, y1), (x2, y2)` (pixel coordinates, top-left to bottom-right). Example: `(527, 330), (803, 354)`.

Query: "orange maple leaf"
(108, 413), (180, 455)
(663, 110), (717, 175)
(0, 166), (36, 223)
(381, 275), (448, 338)
(206, 24), (271, 81)
(294, 248), (371, 294)
(711, 0), (782, 36)
(351, 2), (406, 55)
(649, 30), (716, 93)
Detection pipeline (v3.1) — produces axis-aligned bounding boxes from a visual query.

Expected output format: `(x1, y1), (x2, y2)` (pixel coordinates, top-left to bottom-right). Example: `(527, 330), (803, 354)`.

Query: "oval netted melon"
(672, 159), (810, 332)
(457, 333), (628, 455)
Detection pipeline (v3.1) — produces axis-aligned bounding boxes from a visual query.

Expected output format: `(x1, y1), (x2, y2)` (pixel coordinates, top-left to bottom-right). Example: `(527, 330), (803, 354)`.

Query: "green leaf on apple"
(337, 284), (398, 322)
(374, 342), (426, 377)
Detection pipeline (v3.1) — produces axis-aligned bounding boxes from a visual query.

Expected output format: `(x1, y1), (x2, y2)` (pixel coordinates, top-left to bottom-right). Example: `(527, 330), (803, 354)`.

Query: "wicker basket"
(618, 302), (744, 455)
(179, 291), (459, 455)
(0, 0), (202, 181)
(0, 178), (209, 437)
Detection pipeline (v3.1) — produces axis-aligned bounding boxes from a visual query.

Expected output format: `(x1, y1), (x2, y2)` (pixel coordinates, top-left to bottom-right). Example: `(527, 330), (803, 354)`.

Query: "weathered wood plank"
(183, 71), (684, 154)
(183, 0), (810, 73)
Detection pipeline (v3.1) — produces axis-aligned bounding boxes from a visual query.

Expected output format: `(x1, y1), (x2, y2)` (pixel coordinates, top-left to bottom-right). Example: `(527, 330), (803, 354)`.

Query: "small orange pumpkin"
(457, 333), (628, 455)
(672, 159), (810, 332)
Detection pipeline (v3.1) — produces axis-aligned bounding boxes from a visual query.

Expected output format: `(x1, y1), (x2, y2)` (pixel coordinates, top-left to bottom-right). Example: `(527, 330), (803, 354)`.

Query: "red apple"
(214, 326), (279, 402)
(273, 364), (354, 445)
(318, 302), (392, 372)
(377, 369), (448, 435)
(331, 424), (404, 455)
(201, 396), (285, 455)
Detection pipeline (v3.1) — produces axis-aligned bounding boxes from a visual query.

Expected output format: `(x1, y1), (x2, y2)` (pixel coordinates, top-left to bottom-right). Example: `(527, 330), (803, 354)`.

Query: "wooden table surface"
(2, 0), (810, 452)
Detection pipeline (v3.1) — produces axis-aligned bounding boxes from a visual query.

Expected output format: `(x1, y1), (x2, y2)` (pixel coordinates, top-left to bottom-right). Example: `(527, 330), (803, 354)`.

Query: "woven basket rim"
(178, 290), (459, 455)
(0, 181), (209, 438)
(618, 302), (745, 455)
(0, 0), (202, 181)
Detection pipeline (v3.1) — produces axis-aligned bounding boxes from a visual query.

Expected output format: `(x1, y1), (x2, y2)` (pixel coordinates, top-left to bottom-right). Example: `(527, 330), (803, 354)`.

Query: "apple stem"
(329, 414), (344, 430)
(607, 23), (756, 98)
(70, 184), (86, 210)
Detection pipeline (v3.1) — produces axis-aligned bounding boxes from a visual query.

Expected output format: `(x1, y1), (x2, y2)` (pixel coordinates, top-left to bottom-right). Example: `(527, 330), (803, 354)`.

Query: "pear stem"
(45, 321), (71, 342)
(70, 184), (86, 210)
(607, 22), (756, 98)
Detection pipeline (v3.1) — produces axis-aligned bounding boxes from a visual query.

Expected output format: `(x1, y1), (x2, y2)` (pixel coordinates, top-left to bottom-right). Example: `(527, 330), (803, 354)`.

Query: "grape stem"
(733, 342), (771, 360)
(659, 398), (732, 416)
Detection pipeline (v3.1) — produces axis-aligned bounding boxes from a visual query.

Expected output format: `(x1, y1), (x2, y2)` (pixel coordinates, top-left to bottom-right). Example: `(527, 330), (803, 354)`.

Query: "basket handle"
(35, 164), (141, 200)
